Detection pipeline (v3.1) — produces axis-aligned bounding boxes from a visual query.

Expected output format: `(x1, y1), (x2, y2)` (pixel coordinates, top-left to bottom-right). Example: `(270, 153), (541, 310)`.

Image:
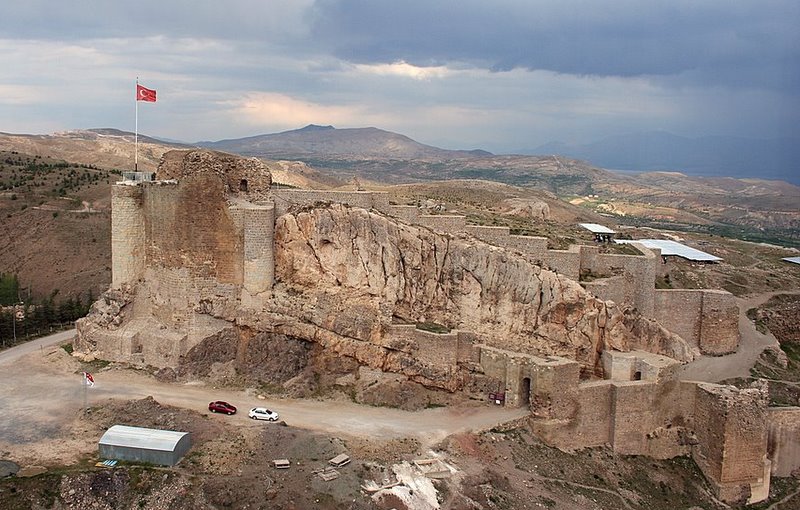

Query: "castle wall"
(270, 189), (391, 217)
(111, 184), (146, 287)
(654, 290), (739, 354)
(388, 205), (421, 224)
(384, 325), (458, 369)
(463, 226), (549, 263)
(418, 215), (467, 234)
(580, 246), (658, 316)
(697, 290), (740, 355)
(767, 407), (800, 477)
(142, 175), (243, 284)
(611, 381), (659, 455)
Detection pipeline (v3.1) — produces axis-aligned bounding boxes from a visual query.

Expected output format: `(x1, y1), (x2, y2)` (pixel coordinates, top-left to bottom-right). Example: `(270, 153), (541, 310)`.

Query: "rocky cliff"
(267, 204), (695, 380)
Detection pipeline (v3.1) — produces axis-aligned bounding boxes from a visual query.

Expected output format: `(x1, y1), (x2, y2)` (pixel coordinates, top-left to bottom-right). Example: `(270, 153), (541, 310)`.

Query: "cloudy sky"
(1, 1), (797, 152)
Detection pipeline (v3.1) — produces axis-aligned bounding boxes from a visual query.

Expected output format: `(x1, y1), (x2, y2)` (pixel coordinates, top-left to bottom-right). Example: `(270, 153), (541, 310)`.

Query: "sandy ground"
(0, 332), (527, 467)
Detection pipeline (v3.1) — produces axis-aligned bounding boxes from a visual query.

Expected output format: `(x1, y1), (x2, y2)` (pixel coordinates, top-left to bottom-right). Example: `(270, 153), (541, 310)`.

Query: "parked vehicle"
(248, 407), (279, 421)
(208, 401), (237, 415)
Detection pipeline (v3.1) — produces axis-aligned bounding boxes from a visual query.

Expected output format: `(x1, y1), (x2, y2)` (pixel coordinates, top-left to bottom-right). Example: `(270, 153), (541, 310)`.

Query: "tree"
(0, 274), (19, 305)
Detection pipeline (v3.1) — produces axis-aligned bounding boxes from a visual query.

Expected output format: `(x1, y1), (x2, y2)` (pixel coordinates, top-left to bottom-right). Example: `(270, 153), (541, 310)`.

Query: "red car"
(208, 401), (237, 415)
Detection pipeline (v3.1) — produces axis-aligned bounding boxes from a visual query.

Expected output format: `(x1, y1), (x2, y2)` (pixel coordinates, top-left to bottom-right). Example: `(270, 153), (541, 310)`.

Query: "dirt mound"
(750, 294), (800, 343)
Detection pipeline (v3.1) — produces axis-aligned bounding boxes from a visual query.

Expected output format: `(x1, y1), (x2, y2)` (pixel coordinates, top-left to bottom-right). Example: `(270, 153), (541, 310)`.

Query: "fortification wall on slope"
(270, 189), (391, 217)
(477, 346), (773, 503)
(692, 383), (770, 503)
(654, 289), (739, 353)
(381, 200), (736, 353)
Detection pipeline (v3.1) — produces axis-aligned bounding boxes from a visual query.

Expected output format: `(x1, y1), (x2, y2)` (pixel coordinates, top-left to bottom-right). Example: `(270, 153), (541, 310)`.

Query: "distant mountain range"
(198, 125), (799, 185)
(533, 131), (800, 185)
(199, 124), (492, 160)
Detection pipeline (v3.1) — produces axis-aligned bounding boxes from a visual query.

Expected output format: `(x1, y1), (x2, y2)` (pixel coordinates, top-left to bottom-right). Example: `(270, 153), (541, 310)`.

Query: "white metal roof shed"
(783, 257), (800, 265)
(579, 223), (616, 234)
(99, 425), (191, 466)
(615, 239), (722, 262)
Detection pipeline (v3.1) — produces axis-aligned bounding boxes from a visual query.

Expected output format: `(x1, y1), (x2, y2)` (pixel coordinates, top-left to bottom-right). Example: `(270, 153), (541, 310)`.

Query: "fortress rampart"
(479, 346), (773, 503)
(96, 159), (797, 505)
(114, 185), (739, 356)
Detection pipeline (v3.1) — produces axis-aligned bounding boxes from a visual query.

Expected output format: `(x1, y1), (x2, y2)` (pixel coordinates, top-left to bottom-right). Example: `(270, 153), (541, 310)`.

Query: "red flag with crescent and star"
(136, 84), (156, 102)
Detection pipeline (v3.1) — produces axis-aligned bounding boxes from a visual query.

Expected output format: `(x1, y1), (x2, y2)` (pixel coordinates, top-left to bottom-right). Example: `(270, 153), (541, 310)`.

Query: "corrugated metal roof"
(99, 425), (189, 451)
(615, 239), (722, 262)
(579, 223), (616, 234)
(783, 257), (800, 265)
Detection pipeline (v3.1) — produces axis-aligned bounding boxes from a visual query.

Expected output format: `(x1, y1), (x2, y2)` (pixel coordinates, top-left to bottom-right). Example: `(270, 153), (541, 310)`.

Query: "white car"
(248, 407), (279, 421)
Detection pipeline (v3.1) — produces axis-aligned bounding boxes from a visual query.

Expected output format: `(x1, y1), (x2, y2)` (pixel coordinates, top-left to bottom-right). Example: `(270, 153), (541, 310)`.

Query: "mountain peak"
(297, 124), (335, 132)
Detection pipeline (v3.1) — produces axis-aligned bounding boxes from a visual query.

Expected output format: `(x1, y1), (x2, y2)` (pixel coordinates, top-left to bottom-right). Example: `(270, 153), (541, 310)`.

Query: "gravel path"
(678, 290), (800, 383)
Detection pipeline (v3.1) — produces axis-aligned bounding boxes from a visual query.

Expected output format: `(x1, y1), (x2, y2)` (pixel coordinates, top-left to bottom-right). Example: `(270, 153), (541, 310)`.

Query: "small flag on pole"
(136, 84), (157, 102)
(83, 371), (95, 387)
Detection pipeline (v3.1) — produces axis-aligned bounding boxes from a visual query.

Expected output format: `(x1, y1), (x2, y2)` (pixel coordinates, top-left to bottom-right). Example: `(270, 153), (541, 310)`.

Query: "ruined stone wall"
(541, 247), (582, 280)
(697, 290), (740, 354)
(388, 205), (421, 224)
(270, 189), (391, 217)
(767, 407), (800, 477)
(417, 215), (467, 234)
(384, 325), (458, 370)
(654, 290), (739, 354)
(111, 183), (146, 287)
(580, 246), (658, 316)
(464, 226), (550, 261)
(584, 276), (630, 312)
(142, 174), (243, 284)
(654, 290), (702, 346)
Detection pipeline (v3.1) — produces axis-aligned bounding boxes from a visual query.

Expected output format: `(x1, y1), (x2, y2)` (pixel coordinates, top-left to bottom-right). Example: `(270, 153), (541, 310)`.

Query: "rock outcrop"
(270, 204), (695, 375)
(502, 198), (551, 221)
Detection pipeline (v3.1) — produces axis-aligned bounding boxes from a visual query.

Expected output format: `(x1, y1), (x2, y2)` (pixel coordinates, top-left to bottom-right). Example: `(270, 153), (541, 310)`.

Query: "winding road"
(0, 330), (528, 453)
(677, 291), (799, 382)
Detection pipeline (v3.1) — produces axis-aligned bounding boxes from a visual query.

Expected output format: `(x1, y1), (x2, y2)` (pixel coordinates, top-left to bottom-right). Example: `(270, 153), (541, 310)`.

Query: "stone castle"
(76, 150), (799, 504)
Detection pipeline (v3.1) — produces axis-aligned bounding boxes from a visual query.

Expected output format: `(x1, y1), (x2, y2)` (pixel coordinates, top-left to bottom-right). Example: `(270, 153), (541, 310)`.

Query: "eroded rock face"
(157, 149), (272, 200)
(272, 204), (695, 374)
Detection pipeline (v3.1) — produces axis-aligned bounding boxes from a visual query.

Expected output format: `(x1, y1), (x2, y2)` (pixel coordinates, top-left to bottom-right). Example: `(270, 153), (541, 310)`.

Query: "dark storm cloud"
(309, 0), (800, 89)
(0, 1), (310, 43)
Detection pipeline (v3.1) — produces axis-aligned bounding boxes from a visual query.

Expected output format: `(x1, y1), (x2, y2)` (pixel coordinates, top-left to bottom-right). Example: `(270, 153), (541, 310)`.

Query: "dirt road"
(678, 290), (800, 382)
(0, 332), (527, 465)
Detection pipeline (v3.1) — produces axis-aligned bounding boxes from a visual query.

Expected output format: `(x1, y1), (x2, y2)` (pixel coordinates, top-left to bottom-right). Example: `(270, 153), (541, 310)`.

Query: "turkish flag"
(136, 84), (157, 102)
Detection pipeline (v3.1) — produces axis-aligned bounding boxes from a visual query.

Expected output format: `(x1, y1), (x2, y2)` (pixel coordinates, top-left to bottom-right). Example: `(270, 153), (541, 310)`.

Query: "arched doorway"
(520, 377), (531, 407)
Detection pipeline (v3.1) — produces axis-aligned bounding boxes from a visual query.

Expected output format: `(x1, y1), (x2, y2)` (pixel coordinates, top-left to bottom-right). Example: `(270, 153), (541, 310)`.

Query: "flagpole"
(135, 77), (139, 171)
(83, 373), (87, 415)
